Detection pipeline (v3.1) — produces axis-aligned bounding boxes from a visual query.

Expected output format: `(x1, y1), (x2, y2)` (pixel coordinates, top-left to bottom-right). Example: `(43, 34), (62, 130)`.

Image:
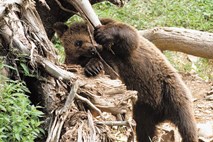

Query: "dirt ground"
(183, 73), (213, 142)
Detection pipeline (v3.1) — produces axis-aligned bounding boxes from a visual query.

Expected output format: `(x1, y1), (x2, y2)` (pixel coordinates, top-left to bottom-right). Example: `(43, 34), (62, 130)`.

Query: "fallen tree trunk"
(139, 27), (213, 59)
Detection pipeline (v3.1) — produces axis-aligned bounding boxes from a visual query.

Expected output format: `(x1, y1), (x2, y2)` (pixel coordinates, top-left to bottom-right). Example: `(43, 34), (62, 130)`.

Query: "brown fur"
(53, 19), (198, 142)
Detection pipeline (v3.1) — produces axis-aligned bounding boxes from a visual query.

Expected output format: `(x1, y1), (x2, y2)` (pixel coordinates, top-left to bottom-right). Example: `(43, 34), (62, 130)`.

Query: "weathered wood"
(67, 0), (102, 28)
(140, 27), (213, 59)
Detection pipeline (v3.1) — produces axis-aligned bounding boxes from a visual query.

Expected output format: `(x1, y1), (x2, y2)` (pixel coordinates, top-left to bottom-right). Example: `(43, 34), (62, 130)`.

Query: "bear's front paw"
(84, 58), (104, 77)
(94, 25), (114, 48)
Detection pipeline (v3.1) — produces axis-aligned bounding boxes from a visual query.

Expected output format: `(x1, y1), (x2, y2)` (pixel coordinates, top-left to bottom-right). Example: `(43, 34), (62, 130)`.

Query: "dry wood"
(46, 82), (78, 142)
(140, 27), (213, 59)
(95, 120), (135, 126)
(47, 65), (137, 142)
(67, 0), (102, 28)
(55, 0), (77, 14)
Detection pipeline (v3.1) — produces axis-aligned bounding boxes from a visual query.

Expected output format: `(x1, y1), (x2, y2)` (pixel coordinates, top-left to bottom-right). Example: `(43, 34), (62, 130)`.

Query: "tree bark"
(139, 27), (213, 59)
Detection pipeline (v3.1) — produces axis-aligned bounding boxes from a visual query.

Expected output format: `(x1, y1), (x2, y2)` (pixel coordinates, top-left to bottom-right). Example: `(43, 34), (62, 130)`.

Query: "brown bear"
(53, 19), (198, 142)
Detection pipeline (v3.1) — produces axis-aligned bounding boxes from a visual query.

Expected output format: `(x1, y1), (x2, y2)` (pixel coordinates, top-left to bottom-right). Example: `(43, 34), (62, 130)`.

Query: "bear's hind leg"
(134, 103), (158, 142)
(170, 104), (198, 142)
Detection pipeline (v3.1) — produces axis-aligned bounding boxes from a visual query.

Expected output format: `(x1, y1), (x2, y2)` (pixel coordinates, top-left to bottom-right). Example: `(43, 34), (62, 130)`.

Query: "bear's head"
(53, 22), (101, 66)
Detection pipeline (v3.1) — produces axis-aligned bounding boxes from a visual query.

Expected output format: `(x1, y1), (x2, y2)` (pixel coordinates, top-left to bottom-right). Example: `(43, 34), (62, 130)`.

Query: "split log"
(140, 27), (213, 59)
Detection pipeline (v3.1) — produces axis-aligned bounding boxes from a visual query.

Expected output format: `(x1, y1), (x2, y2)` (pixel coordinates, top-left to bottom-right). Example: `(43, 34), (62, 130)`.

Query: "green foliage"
(0, 79), (44, 142)
(164, 51), (213, 81)
(163, 51), (192, 72)
(93, 0), (213, 32)
(52, 36), (65, 63)
(18, 55), (38, 77)
(194, 59), (213, 80)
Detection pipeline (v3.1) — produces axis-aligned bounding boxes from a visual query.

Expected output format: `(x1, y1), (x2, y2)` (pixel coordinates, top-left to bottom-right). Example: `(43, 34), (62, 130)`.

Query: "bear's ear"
(53, 22), (68, 37)
(100, 18), (116, 25)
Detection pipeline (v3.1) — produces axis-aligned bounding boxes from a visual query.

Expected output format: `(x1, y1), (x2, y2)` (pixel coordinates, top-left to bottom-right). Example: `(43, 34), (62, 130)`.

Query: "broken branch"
(67, 0), (102, 28)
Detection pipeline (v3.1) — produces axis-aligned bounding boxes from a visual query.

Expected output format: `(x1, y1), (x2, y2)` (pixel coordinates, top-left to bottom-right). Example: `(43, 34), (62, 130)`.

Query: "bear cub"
(53, 19), (198, 142)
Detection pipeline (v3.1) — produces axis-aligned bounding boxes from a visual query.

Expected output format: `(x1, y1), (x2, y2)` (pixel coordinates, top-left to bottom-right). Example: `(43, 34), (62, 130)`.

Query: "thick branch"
(139, 27), (213, 59)
(68, 0), (102, 28)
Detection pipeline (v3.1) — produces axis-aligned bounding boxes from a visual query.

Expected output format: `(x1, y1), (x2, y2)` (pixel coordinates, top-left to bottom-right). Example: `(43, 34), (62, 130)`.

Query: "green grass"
(163, 51), (193, 72)
(68, 0), (213, 35)
(93, 0), (213, 32)
(194, 58), (213, 80)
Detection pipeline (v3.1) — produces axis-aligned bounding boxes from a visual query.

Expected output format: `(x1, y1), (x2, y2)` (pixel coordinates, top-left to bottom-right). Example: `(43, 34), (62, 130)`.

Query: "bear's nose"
(90, 47), (97, 55)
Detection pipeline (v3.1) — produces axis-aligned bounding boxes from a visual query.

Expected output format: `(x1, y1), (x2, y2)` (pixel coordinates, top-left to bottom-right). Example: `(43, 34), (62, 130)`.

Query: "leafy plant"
(52, 36), (65, 63)
(0, 79), (44, 142)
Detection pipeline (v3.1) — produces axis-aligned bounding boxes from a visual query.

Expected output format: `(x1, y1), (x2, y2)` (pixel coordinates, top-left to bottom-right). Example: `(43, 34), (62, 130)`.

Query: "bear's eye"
(74, 40), (83, 47)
